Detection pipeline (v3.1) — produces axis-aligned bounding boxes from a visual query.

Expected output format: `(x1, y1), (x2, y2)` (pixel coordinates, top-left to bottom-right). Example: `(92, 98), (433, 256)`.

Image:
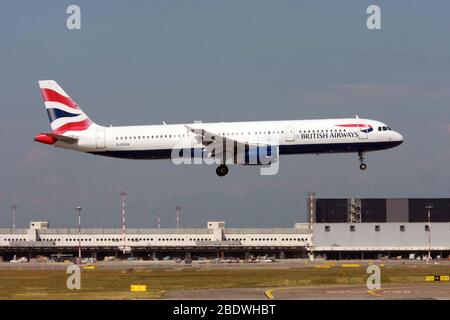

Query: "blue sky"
(1, 1), (450, 228)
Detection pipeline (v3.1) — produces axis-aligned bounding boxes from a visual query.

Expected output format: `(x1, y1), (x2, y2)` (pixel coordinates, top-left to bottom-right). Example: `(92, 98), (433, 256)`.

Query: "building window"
(375, 225), (380, 232)
(400, 225), (405, 232)
(325, 225), (330, 232)
(350, 225), (356, 232)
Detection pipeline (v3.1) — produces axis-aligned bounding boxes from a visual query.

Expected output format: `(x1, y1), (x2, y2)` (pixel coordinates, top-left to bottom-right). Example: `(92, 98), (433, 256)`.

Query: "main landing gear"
(358, 151), (367, 171)
(216, 164), (229, 177)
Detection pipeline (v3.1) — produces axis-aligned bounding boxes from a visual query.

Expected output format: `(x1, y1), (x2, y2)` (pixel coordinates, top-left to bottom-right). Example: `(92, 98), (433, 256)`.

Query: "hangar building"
(310, 197), (450, 259)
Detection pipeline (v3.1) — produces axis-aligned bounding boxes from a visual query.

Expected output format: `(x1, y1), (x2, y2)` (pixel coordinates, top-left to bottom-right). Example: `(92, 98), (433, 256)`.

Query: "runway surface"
(1, 259), (449, 270)
(164, 283), (450, 300)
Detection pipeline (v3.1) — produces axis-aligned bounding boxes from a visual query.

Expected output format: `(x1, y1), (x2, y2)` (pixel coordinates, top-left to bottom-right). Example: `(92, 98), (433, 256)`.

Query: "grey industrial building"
(310, 197), (450, 259)
(0, 197), (449, 261)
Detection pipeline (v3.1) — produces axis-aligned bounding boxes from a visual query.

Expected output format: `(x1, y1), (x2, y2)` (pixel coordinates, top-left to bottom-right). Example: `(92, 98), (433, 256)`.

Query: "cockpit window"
(379, 126), (392, 131)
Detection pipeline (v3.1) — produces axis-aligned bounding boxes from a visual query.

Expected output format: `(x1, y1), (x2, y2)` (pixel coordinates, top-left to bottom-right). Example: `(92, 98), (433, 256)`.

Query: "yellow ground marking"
(341, 264), (360, 268)
(314, 265), (331, 269)
(367, 289), (383, 297)
(130, 285), (148, 292)
(425, 275), (449, 281)
(264, 289), (275, 300)
(82, 265), (97, 270)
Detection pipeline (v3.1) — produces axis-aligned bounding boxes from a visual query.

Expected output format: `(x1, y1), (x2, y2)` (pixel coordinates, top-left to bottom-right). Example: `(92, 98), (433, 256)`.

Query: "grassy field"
(0, 264), (448, 299)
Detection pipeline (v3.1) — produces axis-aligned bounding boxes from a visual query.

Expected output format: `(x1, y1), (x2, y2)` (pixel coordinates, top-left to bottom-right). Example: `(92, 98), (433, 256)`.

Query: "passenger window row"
(299, 129), (347, 133)
(116, 134), (188, 141)
(115, 131), (287, 141)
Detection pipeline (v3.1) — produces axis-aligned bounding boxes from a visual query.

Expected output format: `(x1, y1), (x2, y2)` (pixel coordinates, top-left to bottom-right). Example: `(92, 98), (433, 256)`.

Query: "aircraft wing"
(184, 125), (246, 159)
(185, 125), (246, 146)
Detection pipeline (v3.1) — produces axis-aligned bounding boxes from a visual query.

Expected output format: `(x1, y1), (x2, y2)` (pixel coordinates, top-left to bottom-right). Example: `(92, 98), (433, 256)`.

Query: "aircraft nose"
(393, 131), (403, 143)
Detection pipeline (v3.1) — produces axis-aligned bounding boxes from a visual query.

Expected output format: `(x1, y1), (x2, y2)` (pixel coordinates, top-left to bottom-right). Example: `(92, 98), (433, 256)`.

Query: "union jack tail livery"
(38, 80), (94, 134)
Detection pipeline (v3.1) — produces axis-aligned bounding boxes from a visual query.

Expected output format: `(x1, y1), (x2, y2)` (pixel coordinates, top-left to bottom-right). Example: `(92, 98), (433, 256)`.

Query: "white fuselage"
(57, 118), (403, 160)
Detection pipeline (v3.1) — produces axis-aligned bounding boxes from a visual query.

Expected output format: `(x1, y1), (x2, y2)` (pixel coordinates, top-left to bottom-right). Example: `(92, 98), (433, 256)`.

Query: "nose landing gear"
(358, 151), (367, 171)
(216, 164), (229, 177)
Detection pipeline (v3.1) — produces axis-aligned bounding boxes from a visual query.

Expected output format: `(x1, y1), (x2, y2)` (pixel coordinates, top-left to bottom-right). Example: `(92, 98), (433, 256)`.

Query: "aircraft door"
(285, 126), (295, 142)
(96, 130), (105, 148)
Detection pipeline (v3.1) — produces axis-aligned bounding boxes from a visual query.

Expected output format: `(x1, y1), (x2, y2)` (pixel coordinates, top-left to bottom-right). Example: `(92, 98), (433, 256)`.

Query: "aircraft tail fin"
(38, 80), (95, 134)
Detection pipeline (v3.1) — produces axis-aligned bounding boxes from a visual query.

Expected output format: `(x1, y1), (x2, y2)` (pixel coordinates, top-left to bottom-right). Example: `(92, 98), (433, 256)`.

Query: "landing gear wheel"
(358, 151), (367, 171)
(216, 165), (229, 177)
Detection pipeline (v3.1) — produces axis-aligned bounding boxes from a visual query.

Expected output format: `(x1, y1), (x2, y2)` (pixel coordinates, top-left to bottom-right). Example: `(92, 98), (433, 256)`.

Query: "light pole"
(75, 206), (82, 262)
(11, 204), (17, 229)
(308, 192), (315, 262)
(119, 191), (128, 254)
(176, 206), (181, 229)
(425, 204), (433, 263)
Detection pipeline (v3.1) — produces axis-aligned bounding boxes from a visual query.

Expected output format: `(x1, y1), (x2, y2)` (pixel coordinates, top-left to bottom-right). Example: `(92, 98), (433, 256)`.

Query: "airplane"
(34, 80), (403, 176)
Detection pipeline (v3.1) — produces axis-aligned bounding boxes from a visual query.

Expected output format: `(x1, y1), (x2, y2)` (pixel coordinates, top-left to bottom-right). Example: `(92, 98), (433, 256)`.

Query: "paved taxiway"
(164, 283), (450, 300)
(1, 259), (448, 270)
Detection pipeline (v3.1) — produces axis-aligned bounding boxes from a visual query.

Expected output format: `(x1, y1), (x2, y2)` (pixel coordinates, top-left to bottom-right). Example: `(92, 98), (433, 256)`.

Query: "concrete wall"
(314, 223), (450, 251)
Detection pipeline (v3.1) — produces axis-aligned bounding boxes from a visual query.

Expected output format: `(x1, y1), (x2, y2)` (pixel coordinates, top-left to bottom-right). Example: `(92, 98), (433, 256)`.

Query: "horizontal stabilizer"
(34, 132), (79, 145)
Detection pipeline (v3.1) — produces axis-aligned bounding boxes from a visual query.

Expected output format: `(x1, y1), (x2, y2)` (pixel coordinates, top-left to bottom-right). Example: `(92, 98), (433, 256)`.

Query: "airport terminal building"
(0, 197), (449, 261)
(0, 221), (311, 261)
